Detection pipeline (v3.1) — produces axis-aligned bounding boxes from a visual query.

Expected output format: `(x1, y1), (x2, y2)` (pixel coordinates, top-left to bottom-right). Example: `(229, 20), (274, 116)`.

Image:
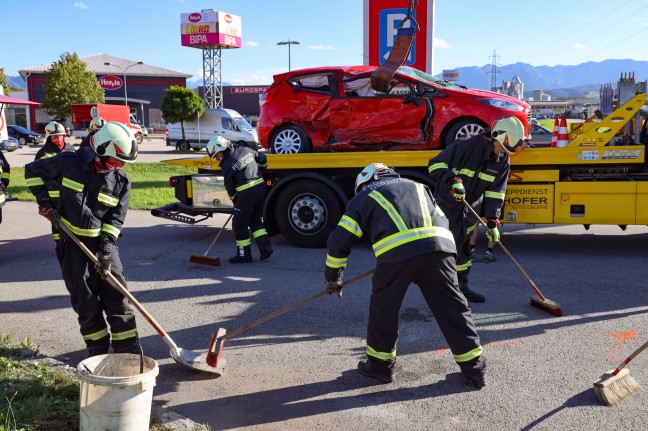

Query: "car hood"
(448, 87), (530, 107)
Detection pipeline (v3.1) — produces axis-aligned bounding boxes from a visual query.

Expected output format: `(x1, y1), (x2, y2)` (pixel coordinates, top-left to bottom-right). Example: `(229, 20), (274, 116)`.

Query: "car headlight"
(476, 98), (524, 111)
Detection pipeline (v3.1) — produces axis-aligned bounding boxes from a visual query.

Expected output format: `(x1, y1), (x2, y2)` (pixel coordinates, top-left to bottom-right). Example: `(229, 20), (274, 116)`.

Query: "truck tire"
(270, 125), (312, 154)
(176, 140), (190, 151)
(444, 119), (486, 147)
(275, 180), (342, 248)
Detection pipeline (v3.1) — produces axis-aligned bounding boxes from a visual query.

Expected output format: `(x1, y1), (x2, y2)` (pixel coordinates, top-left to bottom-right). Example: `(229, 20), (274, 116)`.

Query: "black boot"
(357, 358), (396, 383)
(461, 356), (487, 388)
(229, 245), (253, 264)
(257, 237), (273, 260)
(460, 278), (485, 303)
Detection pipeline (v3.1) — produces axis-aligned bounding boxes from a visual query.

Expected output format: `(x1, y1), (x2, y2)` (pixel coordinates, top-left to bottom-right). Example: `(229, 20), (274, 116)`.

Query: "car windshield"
(233, 117), (253, 129)
(397, 66), (466, 89)
(9, 125), (33, 133)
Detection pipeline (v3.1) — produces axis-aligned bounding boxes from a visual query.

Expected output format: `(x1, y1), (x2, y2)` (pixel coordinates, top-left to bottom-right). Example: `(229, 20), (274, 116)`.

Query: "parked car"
(0, 137), (20, 152)
(7, 125), (44, 146)
(258, 65), (531, 154)
(529, 123), (554, 147)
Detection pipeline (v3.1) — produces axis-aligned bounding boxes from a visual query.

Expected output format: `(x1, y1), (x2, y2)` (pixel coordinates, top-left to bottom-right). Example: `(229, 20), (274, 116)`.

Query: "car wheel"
(270, 125), (312, 154)
(275, 179), (342, 248)
(444, 120), (487, 148)
(136, 133), (143, 144)
(176, 140), (190, 151)
(18, 137), (26, 146)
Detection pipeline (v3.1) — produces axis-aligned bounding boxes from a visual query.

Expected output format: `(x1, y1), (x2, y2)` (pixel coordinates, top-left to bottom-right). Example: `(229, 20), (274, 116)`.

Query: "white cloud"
(73, 1), (89, 9)
(574, 43), (585, 49)
(433, 38), (450, 49)
(309, 45), (334, 51)
(245, 41), (260, 47)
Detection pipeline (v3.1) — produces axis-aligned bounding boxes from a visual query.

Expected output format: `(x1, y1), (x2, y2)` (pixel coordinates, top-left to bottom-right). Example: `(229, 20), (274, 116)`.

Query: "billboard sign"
(442, 69), (459, 81)
(180, 10), (242, 49)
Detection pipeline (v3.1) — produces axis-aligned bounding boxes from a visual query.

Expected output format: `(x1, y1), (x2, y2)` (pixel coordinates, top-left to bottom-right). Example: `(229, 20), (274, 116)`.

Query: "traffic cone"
(550, 116), (560, 147)
(557, 115), (569, 147)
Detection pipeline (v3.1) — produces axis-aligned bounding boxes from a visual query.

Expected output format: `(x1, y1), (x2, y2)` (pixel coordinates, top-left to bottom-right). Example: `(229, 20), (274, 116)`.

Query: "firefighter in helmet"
(79, 116), (106, 150)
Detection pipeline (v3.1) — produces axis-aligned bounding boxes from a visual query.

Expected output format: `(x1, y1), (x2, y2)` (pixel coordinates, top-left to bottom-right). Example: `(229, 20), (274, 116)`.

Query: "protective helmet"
(44, 121), (66, 140)
(354, 162), (389, 194)
(90, 121), (138, 162)
(89, 116), (106, 132)
(491, 117), (525, 154)
(206, 136), (231, 159)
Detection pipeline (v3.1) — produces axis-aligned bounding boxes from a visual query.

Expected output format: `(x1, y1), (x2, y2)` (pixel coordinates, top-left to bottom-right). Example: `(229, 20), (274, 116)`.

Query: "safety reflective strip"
(457, 261), (471, 272)
(467, 224), (476, 235)
(97, 192), (119, 207)
(40, 152), (57, 159)
(338, 215), (362, 238)
(369, 191), (407, 231)
(62, 177), (84, 192)
(235, 178), (263, 193)
(25, 177), (45, 187)
(1, 172), (9, 180)
(453, 346), (483, 363)
(366, 345), (396, 361)
(415, 183), (432, 228)
(252, 228), (268, 239)
(236, 238), (252, 247)
(61, 217), (101, 238)
(52, 233), (60, 240)
(0, 194), (5, 204)
(111, 328), (138, 341)
(456, 168), (475, 178)
(101, 224), (120, 238)
(326, 254), (348, 269)
(82, 327), (109, 341)
(373, 227), (455, 257)
(428, 161), (448, 173)
(478, 172), (496, 182)
(257, 161), (267, 168)
(229, 192), (238, 200)
(48, 190), (60, 198)
(485, 190), (505, 201)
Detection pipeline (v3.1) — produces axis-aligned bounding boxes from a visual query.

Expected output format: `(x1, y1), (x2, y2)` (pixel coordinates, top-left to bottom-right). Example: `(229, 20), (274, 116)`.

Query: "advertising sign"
(364, 0), (434, 74)
(180, 10), (242, 49)
(442, 69), (459, 81)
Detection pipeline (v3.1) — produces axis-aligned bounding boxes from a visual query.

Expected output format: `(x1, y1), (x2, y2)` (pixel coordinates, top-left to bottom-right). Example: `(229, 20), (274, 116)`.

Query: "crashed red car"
(258, 65), (530, 154)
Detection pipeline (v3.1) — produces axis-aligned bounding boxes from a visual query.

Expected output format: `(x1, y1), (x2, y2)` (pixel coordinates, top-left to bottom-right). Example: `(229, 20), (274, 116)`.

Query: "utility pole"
(488, 49), (501, 93)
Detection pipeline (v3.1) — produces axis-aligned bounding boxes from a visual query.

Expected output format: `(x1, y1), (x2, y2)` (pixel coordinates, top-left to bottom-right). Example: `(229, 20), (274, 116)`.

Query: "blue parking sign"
(379, 8), (416, 65)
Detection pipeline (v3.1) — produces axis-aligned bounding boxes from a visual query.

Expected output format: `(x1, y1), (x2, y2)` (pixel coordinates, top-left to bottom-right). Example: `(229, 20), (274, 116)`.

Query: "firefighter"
(0, 150), (9, 224)
(206, 136), (273, 263)
(78, 116), (105, 150)
(427, 116), (526, 303)
(34, 121), (76, 242)
(325, 163), (486, 387)
(25, 122), (141, 357)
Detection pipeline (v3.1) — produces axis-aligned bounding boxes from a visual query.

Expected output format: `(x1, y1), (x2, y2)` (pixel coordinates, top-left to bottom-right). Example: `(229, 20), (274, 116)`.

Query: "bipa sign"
(99, 76), (123, 90)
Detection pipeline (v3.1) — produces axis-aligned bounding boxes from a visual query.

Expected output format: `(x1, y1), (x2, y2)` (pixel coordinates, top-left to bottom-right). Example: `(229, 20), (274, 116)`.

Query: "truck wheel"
(275, 180), (342, 248)
(176, 140), (190, 151)
(270, 125), (312, 154)
(444, 120), (486, 148)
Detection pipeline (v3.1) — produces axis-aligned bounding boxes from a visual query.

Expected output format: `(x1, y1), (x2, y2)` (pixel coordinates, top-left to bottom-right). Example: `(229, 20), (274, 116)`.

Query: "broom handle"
(463, 201), (547, 301)
(204, 214), (233, 255)
(225, 269), (374, 340)
(613, 340), (648, 375)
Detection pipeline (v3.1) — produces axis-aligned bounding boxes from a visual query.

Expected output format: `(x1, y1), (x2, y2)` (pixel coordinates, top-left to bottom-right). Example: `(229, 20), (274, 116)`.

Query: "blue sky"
(1, 0), (647, 86)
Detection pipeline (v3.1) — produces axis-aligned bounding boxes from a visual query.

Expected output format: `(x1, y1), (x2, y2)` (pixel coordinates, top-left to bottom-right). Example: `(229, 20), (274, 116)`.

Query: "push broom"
(189, 214), (233, 266)
(53, 216), (221, 375)
(594, 339), (648, 406)
(206, 269), (375, 371)
(463, 200), (563, 316)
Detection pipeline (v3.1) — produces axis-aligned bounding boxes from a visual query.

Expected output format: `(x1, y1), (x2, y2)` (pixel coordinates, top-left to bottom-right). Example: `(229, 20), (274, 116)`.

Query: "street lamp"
(277, 38), (300, 71)
(104, 61), (143, 105)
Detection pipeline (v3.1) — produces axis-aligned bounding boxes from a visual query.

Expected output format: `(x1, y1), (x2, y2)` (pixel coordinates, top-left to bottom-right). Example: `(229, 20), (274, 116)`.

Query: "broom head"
(593, 368), (641, 406)
(530, 295), (563, 316)
(190, 254), (222, 266)
(207, 327), (227, 368)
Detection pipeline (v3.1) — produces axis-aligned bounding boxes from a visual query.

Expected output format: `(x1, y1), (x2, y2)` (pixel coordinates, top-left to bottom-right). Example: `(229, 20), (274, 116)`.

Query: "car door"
(329, 75), (427, 144)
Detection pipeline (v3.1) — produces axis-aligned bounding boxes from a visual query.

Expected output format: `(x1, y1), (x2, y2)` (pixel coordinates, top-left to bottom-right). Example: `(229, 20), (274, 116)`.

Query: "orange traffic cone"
(557, 115), (569, 147)
(551, 116), (560, 147)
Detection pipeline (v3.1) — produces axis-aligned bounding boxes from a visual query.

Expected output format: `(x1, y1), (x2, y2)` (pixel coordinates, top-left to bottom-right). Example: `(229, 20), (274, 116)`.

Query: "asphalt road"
(1, 146), (648, 430)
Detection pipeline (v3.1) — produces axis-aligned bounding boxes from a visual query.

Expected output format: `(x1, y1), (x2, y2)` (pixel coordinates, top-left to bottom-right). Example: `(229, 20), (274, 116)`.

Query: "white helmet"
(89, 116), (106, 132)
(206, 136), (232, 159)
(355, 163), (390, 194)
(44, 121), (66, 140)
(491, 117), (525, 154)
(90, 121), (138, 162)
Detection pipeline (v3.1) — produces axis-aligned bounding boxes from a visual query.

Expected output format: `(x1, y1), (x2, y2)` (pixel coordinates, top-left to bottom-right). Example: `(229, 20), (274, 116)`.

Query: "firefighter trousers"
(366, 251), (485, 373)
(444, 204), (481, 288)
(232, 184), (272, 254)
(56, 234), (139, 354)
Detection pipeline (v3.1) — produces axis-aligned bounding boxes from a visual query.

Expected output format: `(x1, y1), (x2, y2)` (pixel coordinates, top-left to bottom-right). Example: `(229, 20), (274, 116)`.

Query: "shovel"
(54, 216), (221, 375)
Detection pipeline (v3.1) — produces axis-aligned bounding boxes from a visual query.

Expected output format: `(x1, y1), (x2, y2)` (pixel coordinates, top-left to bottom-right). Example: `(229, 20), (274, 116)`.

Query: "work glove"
(38, 203), (57, 221)
(94, 252), (112, 278)
(325, 279), (343, 298)
(485, 218), (501, 243)
(448, 176), (465, 201)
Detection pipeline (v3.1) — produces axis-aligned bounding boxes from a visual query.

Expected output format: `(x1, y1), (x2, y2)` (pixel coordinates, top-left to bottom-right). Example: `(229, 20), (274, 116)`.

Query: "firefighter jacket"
(427, 133), (510, 220)
(325, 173), (456, 281)
(35, 140), (75, 205)
(219, 145), (267, 201)
(0, 150), (9, 207)
(25, 147), (130, 240)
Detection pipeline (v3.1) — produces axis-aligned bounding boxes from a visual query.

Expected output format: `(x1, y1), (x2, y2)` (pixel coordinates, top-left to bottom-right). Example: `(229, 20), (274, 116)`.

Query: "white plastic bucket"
(77, 353), (159, 431)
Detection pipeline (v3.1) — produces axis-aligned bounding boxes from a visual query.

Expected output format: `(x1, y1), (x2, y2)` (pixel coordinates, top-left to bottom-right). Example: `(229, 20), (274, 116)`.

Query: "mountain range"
(6, 59), (648, 99)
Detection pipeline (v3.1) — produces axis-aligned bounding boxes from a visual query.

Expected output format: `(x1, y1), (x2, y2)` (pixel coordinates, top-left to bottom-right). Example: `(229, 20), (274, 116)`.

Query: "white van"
(166, 108), (259, 151)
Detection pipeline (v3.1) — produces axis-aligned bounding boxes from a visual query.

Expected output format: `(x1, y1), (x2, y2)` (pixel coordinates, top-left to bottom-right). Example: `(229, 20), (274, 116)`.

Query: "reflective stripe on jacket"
(219, 145), (267, 201)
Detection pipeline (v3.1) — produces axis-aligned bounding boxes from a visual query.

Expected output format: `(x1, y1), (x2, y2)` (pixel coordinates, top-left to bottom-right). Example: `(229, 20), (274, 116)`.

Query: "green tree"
(43, 52), (104, 120)
(160, 85), (205, 145)
(0, 67), (10, 95)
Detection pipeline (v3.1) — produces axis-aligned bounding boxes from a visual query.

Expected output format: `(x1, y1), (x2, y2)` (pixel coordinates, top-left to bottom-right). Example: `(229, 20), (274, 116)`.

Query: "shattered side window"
(288, 73), (333, 94)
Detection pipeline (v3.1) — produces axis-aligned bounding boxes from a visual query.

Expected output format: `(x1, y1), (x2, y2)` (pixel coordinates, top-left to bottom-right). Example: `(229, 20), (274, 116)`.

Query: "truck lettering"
(505, 197), (548, 205)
